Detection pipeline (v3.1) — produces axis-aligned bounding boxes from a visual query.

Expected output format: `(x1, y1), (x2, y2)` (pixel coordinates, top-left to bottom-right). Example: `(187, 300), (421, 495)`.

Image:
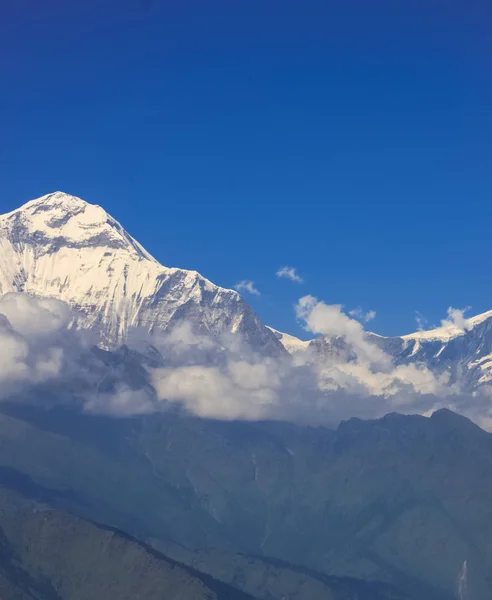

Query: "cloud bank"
(0, 292), (491, 430)
(139, 297), (488, 427)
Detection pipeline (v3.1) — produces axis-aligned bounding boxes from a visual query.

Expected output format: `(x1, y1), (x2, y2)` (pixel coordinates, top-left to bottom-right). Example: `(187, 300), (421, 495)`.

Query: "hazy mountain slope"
(0, 451), (409, 600)
(0, 192), (282, 355)
(134, 410), (491, 600)
(0, 487), (255, 600)
(152, 544), (411, 600)
(0, 403), (488, 599)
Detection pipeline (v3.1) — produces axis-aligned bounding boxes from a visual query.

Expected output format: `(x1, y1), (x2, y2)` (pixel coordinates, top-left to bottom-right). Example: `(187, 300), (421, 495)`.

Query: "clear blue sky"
(1, 0), (491, 338)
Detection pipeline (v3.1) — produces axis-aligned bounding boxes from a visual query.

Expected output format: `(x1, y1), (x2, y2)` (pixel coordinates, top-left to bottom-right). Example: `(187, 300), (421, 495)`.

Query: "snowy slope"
(273, 313), (492, 391)
(401, 310), (492, 342)
(266, 327), (312, 354)
(0, 192), (283, 354)
(393, 313), (492, 389)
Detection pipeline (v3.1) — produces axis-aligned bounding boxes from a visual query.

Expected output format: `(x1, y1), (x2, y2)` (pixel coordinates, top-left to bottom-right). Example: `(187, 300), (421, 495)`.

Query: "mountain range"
(275, 316), (492, 393)
(0, 401), (487, 600)
(2, 191), (492, 395)
(0, 192), (492, 600)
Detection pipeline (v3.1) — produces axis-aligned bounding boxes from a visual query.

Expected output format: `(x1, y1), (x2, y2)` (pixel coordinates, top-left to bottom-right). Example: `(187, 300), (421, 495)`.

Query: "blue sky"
(1, 0), (491, 339)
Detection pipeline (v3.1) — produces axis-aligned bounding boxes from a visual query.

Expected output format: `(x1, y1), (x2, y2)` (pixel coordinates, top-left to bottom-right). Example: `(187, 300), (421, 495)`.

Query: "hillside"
(0, 487), (255, 600)
(0, 402), (488, 598)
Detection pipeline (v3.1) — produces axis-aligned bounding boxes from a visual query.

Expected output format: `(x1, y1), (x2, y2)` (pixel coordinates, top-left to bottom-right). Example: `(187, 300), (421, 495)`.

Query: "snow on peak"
(0, 192), (156, 261)
(402, 310), (492, 342)
(18, 191), (88, 211)
(4, 191), (101, 231)
(267, 327), (311, 354)
(0, 192), (281, 353)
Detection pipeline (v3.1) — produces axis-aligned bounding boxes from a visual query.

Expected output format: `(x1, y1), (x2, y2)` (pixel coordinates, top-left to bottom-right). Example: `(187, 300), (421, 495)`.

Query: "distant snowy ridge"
(272, 310), (492, 392)
(273, 311), (492, 354)
(266, 327), (312, 354)
(400, 309), (492, 342)
(0, 192), (283, 354)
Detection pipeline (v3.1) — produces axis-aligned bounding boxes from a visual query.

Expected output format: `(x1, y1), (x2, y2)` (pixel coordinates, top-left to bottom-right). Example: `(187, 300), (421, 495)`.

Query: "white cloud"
(235, 280), (260, 296)
(276, 266), (303, 283)
(153, 359), (281, 421)
(1, 292), (491, 432)
(129, 297), (459, 426)
(414, 306), (471, 334)
(295, 295), (452, 399)
(81, 297), (485, 427)
(0, 293), (72, 340)
(0, 294), (78, 394)
(349, 307), (376, 323)
(296, 295), (388, 368)
(441, 306), (471, 332)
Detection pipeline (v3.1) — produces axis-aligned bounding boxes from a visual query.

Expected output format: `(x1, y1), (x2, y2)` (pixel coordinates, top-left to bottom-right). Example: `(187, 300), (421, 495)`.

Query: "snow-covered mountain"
(266, 327), (311, 354)
(273, 312), (492, 391)
(0, 192), (283, 355)
(4, 191), (492, 392)
(382, 315), (492, 389)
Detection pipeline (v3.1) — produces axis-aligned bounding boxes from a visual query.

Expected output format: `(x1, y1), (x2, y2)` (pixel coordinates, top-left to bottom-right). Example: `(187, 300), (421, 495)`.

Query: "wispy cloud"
(349, 307), (376, 323)
(276, 266), (303, 283)
(415, 310), (429, 331)
(414, 307), (471, 334)
(235, 280), (261, 296)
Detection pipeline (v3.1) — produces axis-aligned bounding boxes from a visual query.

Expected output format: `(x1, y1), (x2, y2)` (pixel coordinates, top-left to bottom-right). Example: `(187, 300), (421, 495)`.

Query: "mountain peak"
(12, 191), (96, 219)
(0, 191), (155, 261)
(27, 190), (91, 206)
(0, 192), (283, 353)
